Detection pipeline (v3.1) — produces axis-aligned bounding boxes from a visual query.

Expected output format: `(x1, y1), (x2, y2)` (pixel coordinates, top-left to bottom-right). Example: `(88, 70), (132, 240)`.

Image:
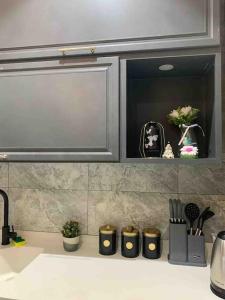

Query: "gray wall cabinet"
(0, 1), (222, 163)
(0, 57), (119, 161)
(0, 0), (220, 60)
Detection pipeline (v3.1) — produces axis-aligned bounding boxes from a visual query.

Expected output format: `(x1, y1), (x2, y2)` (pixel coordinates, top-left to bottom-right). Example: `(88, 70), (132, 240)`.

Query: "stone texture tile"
(0, 163), (9, 188)
(9, 163), (88, 190)
(9, 188), (88, 233)
(88, 163), (178, 193)
(178, 164), (225, 195)
(179, 194), (225, 242)
(88, 191), (176, 237)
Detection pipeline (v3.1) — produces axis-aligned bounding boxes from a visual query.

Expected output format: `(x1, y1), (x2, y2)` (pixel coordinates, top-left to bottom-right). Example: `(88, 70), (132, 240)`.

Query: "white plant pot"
(63, 236), (80, 252)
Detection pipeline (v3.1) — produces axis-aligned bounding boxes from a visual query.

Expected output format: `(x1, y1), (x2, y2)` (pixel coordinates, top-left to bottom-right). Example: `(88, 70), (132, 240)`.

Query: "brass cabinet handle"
(0, 153), (7, 160)
(58, 46), (96, 55)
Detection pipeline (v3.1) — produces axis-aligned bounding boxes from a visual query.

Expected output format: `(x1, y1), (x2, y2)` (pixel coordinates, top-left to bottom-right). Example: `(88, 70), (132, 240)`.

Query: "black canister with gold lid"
(142, 228), (161, 259)
(121, 226), (140, 258)
(99, 225), (117, 255)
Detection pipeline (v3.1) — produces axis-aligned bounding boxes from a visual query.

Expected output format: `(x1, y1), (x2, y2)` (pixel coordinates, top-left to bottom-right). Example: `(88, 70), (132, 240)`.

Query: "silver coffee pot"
(211, 231), (225, 298)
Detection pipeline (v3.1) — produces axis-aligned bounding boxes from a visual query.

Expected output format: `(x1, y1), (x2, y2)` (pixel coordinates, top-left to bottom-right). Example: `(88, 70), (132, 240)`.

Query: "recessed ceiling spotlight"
(159, 64), (174, 71)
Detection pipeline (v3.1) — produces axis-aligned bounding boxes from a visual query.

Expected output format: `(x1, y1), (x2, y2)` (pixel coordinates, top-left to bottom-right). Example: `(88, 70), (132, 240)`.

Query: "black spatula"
(198, 210), (215, 236)
(185, 203), (200, 235)
(195, 206), (210, 236)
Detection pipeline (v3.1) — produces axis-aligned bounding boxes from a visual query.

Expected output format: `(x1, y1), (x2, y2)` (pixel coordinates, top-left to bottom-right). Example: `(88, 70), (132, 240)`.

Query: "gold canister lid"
(122, 226), (139, 237)
(143, 228), (161, 238)
(99, 224), (116, 234)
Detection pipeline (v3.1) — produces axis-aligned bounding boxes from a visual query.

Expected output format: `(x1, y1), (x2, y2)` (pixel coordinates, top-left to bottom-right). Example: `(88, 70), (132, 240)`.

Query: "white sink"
(0, 246), (43, 281)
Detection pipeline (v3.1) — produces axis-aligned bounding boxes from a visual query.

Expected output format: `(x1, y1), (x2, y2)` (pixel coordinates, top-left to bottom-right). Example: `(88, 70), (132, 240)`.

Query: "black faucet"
(0, 189), (17, 245)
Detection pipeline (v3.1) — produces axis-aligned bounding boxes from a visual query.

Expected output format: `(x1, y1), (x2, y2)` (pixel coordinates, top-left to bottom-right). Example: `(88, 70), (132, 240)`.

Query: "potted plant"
(61, 220), (80, 252)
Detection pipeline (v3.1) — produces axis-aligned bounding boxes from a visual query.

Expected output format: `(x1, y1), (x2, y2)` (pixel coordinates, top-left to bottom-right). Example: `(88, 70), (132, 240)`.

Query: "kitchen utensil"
(171, 199), (176, 223)
(177, 200), (182, 223)
(168, 201), (206, 267)
(169, 199), (174, 223)
(184, 203), (200, 235)
(211, 231), (225, 298)
(181, 203), (186, 224)
(169, 199), (184, 224)
(195, 206), (210, 236)
(173, 199), (178, 223)
(197, 210), (214, 236)
(169, 222), (187, 264)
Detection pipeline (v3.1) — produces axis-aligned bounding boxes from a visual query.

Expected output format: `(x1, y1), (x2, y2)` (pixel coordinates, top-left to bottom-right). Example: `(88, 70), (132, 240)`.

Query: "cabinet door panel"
(0, 0), (219, 59)
(0, 57), (119, 161)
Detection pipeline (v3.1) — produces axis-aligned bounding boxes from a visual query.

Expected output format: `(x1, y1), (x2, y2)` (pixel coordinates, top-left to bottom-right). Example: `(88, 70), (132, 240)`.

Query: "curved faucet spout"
(0, 189), (9, 227)
(0, 189), (16, 245)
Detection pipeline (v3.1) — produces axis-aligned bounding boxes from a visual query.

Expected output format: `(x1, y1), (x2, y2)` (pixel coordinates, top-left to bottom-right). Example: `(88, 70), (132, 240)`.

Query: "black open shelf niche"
(122, 53), (221, 163)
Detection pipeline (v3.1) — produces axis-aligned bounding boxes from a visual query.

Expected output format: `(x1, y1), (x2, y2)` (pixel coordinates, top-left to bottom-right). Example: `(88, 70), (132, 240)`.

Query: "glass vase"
(179, 124), (198, 159)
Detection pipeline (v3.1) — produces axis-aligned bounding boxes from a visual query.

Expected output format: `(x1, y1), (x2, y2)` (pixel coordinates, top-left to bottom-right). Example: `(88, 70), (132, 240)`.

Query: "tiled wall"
(0, 161), (224, 241)
(0, 2), (224, 242)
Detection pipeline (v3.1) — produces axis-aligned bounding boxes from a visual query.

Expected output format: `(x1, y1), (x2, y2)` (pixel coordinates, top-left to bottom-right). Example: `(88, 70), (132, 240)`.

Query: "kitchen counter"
(0, 231), (217, 300)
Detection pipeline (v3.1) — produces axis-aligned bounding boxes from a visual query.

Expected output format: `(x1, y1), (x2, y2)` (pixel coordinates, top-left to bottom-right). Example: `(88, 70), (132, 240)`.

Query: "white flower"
(180, 106), (192, 116)
(169, 109), (179, 118)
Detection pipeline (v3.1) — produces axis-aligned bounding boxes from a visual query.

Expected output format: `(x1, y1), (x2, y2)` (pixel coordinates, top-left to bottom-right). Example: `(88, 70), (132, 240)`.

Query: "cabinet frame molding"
(0, 0), (220, 61)
(0, 56), (119, 162)
(120, 49), (222, 164)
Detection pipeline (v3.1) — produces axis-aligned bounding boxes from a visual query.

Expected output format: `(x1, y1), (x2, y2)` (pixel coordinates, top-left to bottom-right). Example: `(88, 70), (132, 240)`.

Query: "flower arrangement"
(168, 106), (199, 126)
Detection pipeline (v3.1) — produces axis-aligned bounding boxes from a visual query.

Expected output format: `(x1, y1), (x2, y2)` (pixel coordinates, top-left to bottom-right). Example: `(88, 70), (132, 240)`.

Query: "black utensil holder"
(168, 222), (206, 267)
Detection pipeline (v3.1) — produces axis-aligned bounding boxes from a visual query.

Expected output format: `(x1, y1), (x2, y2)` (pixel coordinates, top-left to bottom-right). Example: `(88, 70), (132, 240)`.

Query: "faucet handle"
(9, 225), (17, 239)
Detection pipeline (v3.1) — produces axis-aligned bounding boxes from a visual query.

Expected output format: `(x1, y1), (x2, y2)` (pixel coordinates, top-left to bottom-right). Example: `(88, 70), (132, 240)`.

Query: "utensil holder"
(187, 235), (206, 266)
(168, 222), (188, 264)
(168, 222), (206, 267)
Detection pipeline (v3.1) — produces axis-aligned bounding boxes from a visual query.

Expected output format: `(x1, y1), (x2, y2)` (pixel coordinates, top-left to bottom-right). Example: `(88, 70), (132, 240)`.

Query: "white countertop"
(0, 231), (217, 300)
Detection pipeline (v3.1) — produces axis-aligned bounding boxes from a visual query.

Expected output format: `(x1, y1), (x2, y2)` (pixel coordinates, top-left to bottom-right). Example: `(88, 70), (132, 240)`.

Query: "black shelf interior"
(126, 55), (215, 159)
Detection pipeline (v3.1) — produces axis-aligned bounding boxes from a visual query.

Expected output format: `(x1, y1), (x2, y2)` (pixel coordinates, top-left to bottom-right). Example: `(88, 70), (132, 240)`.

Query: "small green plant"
(61, 220), (80, 238)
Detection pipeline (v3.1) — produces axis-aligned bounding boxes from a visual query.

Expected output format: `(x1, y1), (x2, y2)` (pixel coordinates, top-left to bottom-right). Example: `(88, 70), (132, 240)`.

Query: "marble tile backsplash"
(89, 164), (178, 193)
(0, 162), (225, 242)
(178, 165), (225, 195)
(9, 163), (88, 190)
(88, 191), (174, 236)
(9, 188), (88, 233)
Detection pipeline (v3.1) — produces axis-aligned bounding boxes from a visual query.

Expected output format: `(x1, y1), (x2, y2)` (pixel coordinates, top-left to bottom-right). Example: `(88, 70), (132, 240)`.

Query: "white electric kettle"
(211, 231), (225, 298)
